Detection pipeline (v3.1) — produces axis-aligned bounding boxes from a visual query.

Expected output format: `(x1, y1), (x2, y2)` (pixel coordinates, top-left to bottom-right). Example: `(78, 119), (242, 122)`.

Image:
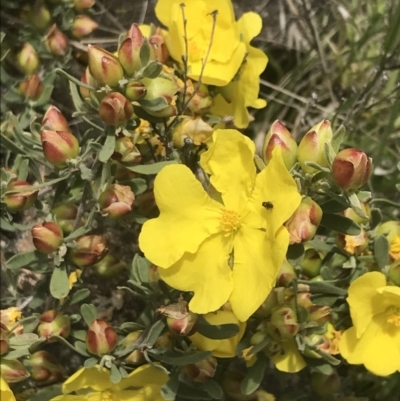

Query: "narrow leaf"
(125, 160), (177, 175)
(374, 235), (389, 269)
(320, 213), (361, 235)
(99, 129), (116, 162)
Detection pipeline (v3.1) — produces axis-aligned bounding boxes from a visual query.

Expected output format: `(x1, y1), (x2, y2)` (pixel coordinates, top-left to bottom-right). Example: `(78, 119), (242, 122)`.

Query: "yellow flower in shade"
(376, 221), (400, 261)
(0, 375), (16, 401)
(339, 272), (400, 376)
(271, 339), (307, 373)
(155, 0), (246, 86)
(139, 129), (301, 322)
(189, 310), (246, 357)
(49, 364), (168, 401)
(0, 307), (22, 330)
(211, 12), (268, 128)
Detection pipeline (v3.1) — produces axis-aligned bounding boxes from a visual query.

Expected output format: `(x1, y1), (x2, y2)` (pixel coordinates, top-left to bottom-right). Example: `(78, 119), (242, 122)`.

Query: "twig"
(179, 3), (189, 114)
(96, 0), (126, 32)
(138, 0), (149, 25)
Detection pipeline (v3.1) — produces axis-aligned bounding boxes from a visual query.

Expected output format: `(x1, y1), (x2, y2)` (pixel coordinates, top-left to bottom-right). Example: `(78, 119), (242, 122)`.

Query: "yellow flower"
(339, 271), (400, 376)
(0, 375), (16, 401)
(0, 307), (22, 330)
(50, 364), (168, 401)
(211, 12), (268, 128)
(139, 129), (301, 322)
(270, 339), (307, 373)
(155, 0), (246, 86)
(376, 221), (400, 261)
(189, 310), (246, 357)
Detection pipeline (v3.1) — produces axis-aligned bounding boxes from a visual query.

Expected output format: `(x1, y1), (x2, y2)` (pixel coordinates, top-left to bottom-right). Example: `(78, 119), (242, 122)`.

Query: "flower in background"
(139, 129), (301, 322)
(0, 375), (16, 401)
(0, 307), (21, 331)
(49, 364), (168, 401)
(339, 272), (400, 376)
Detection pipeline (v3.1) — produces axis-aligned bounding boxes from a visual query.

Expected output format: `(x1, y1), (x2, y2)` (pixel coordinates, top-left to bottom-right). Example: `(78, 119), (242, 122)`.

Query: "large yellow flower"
(339, 272), (400, 376)
(155, 0), (246, 86)
(49, 364), (168, 401)
(139, 129), (301, 322)
(211, 12), (268, 128)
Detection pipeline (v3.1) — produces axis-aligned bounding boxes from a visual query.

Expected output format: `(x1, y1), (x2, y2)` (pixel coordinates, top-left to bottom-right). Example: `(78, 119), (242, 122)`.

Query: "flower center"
(220, 208), (241, 236)
(386, 306), (400, 327)
(100, 391), (121, 401)
(389, 234), (400, 260)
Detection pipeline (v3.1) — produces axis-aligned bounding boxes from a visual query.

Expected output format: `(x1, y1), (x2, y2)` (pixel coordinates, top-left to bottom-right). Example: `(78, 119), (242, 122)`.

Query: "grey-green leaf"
(374, 235), (389, 269)
(50, 266), (70, 299)
(320, 213), (361, 235)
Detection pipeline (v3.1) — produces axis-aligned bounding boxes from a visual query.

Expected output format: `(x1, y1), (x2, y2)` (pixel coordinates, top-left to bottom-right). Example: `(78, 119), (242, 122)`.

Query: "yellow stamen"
(101, 392), (120, 401)
(386, 306), (400, 327)
(389, 235), (400, 260)
(220, 208), (241, 236)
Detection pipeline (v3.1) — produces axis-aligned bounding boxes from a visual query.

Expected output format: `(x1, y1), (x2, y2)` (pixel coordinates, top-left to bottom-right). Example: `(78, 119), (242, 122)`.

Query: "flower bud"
(98, 184), (135, 218)
(71, 16), (98, 38)
(262, 120), (298, 169)
(30, 350), (66, 384)
(307, 305), (331, 325)
(332, 148), (372, 190)
(342, 201), (370, 225)
(3, 180), (38, 212)
(376, 221), (400, 262)
(73, 0), (95, 11)
(336, 229), (368, 255)
(122, 331), (145, 365)
(68, 235), (108, 267)
(45, 24), (69, 56)
(88, 45), (124, 87)
(388, 260), (400, 286)
(142, 77), (179, 101)
(144, 103), (177, 118)
(149, 28), (169, 64)
(86, 319), (118, 356)
(99, 92), (134, 126)
(255, 287), (287, 317)
(42, 105), (70, 132)
(92, 253), (127, 277)
(37, 310), (71, 339)
(311, 371), (340, 396)
(118, 24), (143, 75)
(172, 117), (213, 148)
(0, 359), (30, 383)
(41, 130), (79, 168)
(113, 136), (141, 164)
(31, 222), (64, 254)
(52, 203), (80, 235)
(79, 67), (100, 99)
(298, 119), (333, 174)
(184, 356), (217, 383)
(18, 75), (43, 100)
(285, 197), (323, 244)
(27, 1), (51, 31)
(167, 311), (199, 336)
(300, 246), (323, 277)
(268, 306), (299, 340)
(17, 43), (40, 75)
(125, 80), (147, 101)
(186, 85), (212, 114)
(0, 323), (10, 355)
(277, 259), (297, 286)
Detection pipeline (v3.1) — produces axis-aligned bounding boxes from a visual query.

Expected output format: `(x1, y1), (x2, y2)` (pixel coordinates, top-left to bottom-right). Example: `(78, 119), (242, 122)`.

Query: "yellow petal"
(271, 339), (306, 373)
(139, 164), (221, 268)
(200, 129), (256, 213)
(0, 376), (16, 401)
(118, 364), (168, 390)
(50, 396), (83, 401)
(245, 147), (301, 236)
(339, 326), (364, 365)
(230, 226), (289, 322)
(347, 272), (387, 338)
(237, 12), (263, 43)
(62, 366), (111, 394)
(159, 233), (233, 314)
(155, 0), (182, 26)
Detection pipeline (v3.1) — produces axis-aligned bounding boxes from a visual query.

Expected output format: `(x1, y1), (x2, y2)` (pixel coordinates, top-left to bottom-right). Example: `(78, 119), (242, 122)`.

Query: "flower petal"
(0, 376), (16, 401)
(200, 129), (256, 213)
(62, 366), (111, 394)
(159, 233), (233, 315)
(118, 364), (168, 390)
(230, 226), (289, 322)
(347, 272), (388, 338)
(237, 12), (263, 43)
(271, 339), (307, 373)
(139, 164), (221, 268)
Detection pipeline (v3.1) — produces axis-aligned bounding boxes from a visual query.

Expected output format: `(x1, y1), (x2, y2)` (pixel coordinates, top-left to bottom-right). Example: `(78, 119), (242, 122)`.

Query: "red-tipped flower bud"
(37, 310), (71, 339)
(52, 203), (80, 235)
(167, 311), (199, 336)
(98, 184), (135, 218)
(73, 0), (95, 11)
(142, 77), (179, 101)
(268, 306), (299, 340)
(99, 92), (133, 126)
(184, 356), (217, 383)
(307, 305), (331, 326)
(262, 120), (298, 169)
(68, 235), (108, 267)
(3, 180), (38, 212)
(125, 80), (147, 101)
(0, 359), (30, 384)
(17, 43), (40, 75)
(118, 24), (144, 76)
(86, 319), (118, 356)
(332, 148), (372, 190)
(42, 105), (70, 132)
(31, 222), (64, 254)
(18, 75), (43, 100)
(40, 130), (79, 168)
(298, 119), (333, 173)
(113, 136), (141, 164)
(71, 15), (98, 38)
(92, 253), (127, 277)
(122, 331), (145, 365)
(300, 245), (323, 278)
(30, 350), (66, 384)
(79, 67), (100, 99)
(149, 28), (169, 64)
(45, 24), (69, 56)
(277, 259), (297, 286)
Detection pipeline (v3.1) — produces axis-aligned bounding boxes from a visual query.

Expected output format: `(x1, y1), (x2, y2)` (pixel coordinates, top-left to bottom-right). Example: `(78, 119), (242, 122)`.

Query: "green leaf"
(320, 199), (348, 214)
(56, 68), (95, 91)
(50, 265), (70, 299)
(84, 357), (98, 368)
(241, 354), (267, 395)
(121, 178), (147, 195)
(75, 341), (90, 356)
(125, 160), (177, 175)
(6, 251), (41, 271)
(203, 380), (223, 400)
(161, 375), (180, 401)
(19, 315), (39, 333)
(70, 288), (91, 305)
(140, 38), (151, 66)
(286, 243), (304, 264)
(370, 208), (382, 230)
(79, 163), (93, 180)
(99, 128), (116, 162)
(144, 319), (165, 347)
(30, 384), (62, 401)
(331, 125), (346, 152)
(197, 317), (240, 340)
(248, 336), (270, 356)
(320, 213), (361, 235)
(152, 350), (213, 366)
(0, 218), (35, 232)
(142, 61), (163, 78)
(139, 96), (169, 111)
(35, 85), (54, 107)
(69, 81), (84, 112)
(80, 304), (98, 326)
(110, 363), (122, 384)
(64, 226), (92, 242)
(374, 235), (389, 269)
(298, 280), (347, 296)
(131, 254), (152, 283)
(9, 333), (39, 347)
(347, 192), (368, 220)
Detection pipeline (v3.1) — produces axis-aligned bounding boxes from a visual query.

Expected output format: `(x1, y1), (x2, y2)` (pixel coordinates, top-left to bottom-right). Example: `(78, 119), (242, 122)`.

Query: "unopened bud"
(45, 24), (69, 56)
(68, 235), (108, 267)
(298, 119), (333, 174)
(73, 0), (95, 11)
(167, 311), (198, 336)
(149, 28), (169, 64)
(277, 259), (297, 286)
(332, 148), (372, 190)
(18, 75), (43, 100)
(99, 92), (133, 126)
(336, 229), (368, 255)
(304, 333), (330, 358)
(172, 117), (213, 148)
(86, 319), (118, 356)
(79, 67), (100, 99)
(262, 120), (298, 169)
(285, 197), (323, 244)
(71, 16), (98, 38)
(98, 184), (135, 218)
(29, 1), (51, 31)
(268, 306), (299, 340)
(30, 350), (66, 384)
(311, 371), (340, 396)
(142, 77), (179, 101)
(118, 24), (144, 76)
(122, 331), (145, 365)
(92, 253), (127, 277)
(52, 203), (80, 235)
(4, 180), (38, 212)
(307, 305), (331, 325)
(37, 310), (70, 339)
(342, 201), (371, 225)
(125, 80), (147, 101)
(17, 43), (40, 75)
(113, 136), (141, 164)
(184, 356), (217, 383)
(300, 246), (323, 277)
(0, 359), (30, 384)
(42, 105), (70, 132)
(144, 103), (177, 118)
(0, 323), (10, 355)
(31, 222), (64, 254)
(88, 45), (124, 87)
(41, 130), (79, 168)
